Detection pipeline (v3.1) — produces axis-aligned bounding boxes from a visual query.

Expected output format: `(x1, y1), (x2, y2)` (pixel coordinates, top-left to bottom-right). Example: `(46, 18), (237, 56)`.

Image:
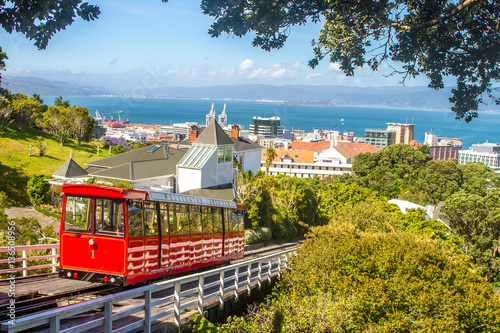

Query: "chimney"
(230, 124), (240, 138)
(190, 125), (198, 141)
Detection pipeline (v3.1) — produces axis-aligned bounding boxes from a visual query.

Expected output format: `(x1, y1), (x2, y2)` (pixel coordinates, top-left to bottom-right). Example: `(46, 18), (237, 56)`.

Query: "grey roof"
(180, 183), (235, 201)
(86, 145), (171, 169)
(90, 159), (176, 181)
(87, 146), (187, 182)
(230, 137), (263, 153)
(53, 158), (88, 178)
(193, 120), (233, 146)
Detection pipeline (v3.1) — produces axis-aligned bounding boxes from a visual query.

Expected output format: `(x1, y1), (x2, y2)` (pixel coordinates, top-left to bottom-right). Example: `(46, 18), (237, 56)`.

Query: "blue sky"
(1, 1), (432, 91)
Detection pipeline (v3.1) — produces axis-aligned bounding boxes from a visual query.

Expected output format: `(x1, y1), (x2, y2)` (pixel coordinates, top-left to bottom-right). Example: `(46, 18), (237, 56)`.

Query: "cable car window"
(160, 203), (169, 236)
(169, 204), (179, 235)
(224, 208), (231, 232)
(230, 209), (239, 232)
(190, 206), (202, 234)
(127, 201), (144, 237)
(213, 208), (223, 233)
(95, 199), (125, 237)
(176, 204), (190, 234)
(201, 207), (213, 233)
(239, 210), (245, 232)
(63, 196), (93, 234)
(144, 201), (158, 236)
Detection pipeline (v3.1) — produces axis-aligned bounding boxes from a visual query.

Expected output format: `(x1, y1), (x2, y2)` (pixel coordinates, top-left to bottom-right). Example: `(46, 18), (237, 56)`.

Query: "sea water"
(43, 96), (500, 149)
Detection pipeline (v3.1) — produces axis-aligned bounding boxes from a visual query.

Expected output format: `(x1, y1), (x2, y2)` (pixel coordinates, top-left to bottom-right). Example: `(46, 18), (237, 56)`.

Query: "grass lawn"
(0, 126), (107, 205)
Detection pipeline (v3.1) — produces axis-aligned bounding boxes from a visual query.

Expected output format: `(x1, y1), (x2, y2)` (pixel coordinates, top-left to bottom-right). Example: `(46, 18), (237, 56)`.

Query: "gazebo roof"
(52, 158), (88, 179)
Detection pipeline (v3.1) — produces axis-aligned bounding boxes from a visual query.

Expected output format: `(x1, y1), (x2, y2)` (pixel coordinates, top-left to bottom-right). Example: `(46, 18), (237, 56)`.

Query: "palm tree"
(265, 147), (277, 175)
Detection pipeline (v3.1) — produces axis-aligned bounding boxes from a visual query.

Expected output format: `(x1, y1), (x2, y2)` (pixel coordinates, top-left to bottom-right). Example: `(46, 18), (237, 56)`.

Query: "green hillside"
(0, 127), (105, 205)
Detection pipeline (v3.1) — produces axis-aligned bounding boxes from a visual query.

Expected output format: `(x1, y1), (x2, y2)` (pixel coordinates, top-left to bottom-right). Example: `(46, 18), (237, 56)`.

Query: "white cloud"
(328, 63), (341, 72)
(238, 59), (255, 72)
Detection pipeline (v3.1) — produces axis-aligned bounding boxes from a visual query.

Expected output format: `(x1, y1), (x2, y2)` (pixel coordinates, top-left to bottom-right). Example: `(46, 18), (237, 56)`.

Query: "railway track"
(0, 284), (121, 322)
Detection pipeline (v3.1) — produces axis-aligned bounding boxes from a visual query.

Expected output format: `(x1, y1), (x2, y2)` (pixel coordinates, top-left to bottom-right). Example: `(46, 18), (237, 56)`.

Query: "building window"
(217, 148), (224, 162)
(225, 147), (232, 162)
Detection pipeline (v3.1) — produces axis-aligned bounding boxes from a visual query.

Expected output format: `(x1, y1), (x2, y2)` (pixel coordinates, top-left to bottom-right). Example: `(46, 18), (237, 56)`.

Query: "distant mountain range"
(3, 75), (498, 111)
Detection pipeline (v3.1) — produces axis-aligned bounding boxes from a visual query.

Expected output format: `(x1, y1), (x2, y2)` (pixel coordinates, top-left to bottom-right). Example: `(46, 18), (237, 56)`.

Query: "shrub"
(34, 204), (62, 220)
(26, 174), (49, 205)
(36, 136), (47, 156)
(255, 226), (272, 242)
(220, 225), (500, 332)
(103, 137), (133, 154)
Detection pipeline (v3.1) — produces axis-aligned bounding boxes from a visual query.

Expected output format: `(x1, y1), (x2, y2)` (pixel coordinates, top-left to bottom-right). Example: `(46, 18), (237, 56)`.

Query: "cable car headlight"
(110, 277), (116, 283)
(67, 272), (71, 277)
(88, 239), (94, 246)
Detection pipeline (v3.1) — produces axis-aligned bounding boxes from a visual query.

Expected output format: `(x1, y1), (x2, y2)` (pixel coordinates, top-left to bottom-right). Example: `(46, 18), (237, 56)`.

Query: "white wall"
(236, 150), (262, 174)
(177, 167), (202, 193)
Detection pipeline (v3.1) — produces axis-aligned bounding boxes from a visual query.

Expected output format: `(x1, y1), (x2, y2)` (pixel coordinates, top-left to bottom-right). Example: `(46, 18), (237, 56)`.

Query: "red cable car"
(58, 184), (244, 286)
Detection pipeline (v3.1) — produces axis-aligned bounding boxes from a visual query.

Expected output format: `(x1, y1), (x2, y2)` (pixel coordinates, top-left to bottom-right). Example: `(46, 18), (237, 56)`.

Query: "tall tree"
(441, 190), (500, 281)
(265, 147), (277, 175)
(41, 105), (71, 146)
(199, 0), (500, 122)
(417, 159), (463, 204)
(66, 106), (95, 145)
(0, 1), (100, 69)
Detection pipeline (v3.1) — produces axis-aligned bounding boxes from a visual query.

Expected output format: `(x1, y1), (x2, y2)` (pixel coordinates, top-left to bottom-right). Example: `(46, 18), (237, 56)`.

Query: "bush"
(220, 225), (500, 332)
(26, 174), (49, 205)
(103, 137), (133, 154)
(255, 226), (272, 242)
(244, 227), (272, 244)
(191, 313), (218, 333)
(34, 204), (61, 220)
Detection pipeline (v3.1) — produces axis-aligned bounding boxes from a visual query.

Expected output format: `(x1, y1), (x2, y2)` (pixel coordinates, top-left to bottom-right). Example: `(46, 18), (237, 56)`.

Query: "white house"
(176, 120), (236, 193)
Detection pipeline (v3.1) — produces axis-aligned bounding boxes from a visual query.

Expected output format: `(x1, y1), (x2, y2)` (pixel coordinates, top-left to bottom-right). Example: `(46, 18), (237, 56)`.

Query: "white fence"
(1, 248), (295, 333)
(0, 244), (59, 277)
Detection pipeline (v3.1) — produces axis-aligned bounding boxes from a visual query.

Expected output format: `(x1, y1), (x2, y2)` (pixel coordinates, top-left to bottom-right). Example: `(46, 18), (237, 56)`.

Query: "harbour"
(43, 96), (500, 149)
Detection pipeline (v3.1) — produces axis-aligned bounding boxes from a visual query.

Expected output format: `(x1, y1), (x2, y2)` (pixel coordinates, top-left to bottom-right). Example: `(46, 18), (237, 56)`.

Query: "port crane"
(330, 118), (344, 131)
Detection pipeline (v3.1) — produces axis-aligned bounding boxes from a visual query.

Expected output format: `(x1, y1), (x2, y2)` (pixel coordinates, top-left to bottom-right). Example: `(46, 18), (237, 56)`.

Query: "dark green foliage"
(26, 174), (49, 205)
(201, 0), (500, 122)
(460, 162), (500, 196)
(442, 189), (500, 281)
(0, 1), (99, 56)
(417, 159), (462, 204)
(353, 144), (428, 198)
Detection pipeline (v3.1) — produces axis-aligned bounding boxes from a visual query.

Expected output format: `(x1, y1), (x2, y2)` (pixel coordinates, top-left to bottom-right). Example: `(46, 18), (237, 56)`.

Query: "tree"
(41, 105), (71, 146)
(441, 190), (500, 281)
(7, 94), (44, 132)
(417, 159), (462, 204)
(353, 144), (428, 198)
(0, 106), (13, 130)
(0, 1), (100, 69)
(200, 0), (500, 122)
(460, 162), (500, 196)
(66, 106), (95, 145)
(54, 96), (71, 108)
(265, 147), (276, 175)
